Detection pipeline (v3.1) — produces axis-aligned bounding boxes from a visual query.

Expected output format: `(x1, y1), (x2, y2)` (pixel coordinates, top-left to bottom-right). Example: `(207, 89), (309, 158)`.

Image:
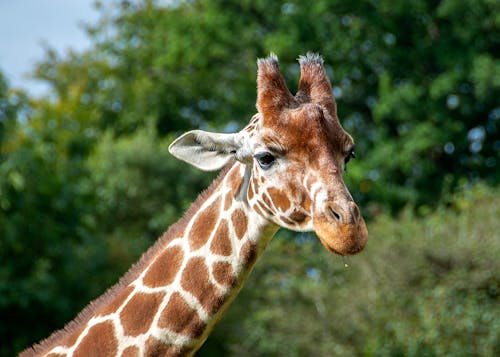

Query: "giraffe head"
(169, 53), (367, 256)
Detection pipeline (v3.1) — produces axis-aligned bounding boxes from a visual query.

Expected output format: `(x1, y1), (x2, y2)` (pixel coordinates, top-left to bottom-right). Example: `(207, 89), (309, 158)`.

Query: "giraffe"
(21, 53), (368, 357)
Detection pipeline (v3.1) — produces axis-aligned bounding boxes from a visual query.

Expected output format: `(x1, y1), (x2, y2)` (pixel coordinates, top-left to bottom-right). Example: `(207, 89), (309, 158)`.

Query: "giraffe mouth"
(317, 235), (366, 256)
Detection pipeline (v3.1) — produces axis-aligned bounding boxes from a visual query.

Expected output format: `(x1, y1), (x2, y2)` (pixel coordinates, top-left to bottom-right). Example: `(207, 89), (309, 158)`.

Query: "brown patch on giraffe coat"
(158, 292), (206, 337)
(239, 241), (258, 267)
(289, 209), (308, 223)
(147, 338), (197, 357)
(46, 353), (65, 357)
(142, 245), (184, 288)
(210, 220), (232, 256)
(121, 346), (140, 357)
(224, 166), (243, 210)
(189, 197), (221, 250)
(97, 285), (134, 317)
(247, 181), (254, 200)
(181, 257), (224, 314)
(267, 187), (291, 212)
(120, 292), (165, 337)
(145, 336), (184, 357)
(231, 209), (247, 240)
(224, 191), (233, 211)
(212, 261), (236, 287)
(73, 321), (117, 357)
(262, 192), (273, 210)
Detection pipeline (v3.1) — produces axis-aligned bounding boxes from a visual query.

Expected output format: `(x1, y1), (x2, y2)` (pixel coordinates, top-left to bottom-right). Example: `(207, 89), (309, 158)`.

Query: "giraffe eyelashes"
(254, 152), (276, 169)
(343, 150), (356, 172)
(344, 150), (356, 166)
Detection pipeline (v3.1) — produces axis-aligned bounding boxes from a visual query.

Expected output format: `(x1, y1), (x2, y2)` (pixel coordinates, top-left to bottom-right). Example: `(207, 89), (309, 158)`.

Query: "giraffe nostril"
(328, 205), (342, 223)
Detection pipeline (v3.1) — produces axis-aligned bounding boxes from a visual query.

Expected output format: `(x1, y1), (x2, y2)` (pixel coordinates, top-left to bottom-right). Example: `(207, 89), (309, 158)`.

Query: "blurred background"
(1, 0), (498, 355)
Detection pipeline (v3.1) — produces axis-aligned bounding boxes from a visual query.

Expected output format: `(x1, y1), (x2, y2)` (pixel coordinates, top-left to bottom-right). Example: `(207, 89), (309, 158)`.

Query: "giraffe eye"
(254, 152), (276, 169)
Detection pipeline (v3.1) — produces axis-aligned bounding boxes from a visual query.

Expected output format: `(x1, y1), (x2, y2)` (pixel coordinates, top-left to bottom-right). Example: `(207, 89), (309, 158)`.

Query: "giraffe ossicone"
(22, 53), (368, 357)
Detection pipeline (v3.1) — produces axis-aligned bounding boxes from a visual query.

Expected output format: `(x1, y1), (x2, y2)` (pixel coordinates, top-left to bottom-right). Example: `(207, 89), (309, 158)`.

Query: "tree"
(35, 0), (498, 212)
(0, 72), (103, 353)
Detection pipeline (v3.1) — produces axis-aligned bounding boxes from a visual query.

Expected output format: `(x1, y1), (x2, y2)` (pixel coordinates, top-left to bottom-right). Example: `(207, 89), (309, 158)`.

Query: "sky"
(0, 0), (100, 97)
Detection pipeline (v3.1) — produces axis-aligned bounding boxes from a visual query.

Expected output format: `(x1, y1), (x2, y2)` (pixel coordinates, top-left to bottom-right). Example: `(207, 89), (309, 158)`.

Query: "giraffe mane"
(21, 162), (237, 357)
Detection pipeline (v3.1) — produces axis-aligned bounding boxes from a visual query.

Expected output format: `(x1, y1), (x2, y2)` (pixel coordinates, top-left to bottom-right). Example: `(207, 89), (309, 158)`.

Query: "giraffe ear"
(169, 130), (247, 171)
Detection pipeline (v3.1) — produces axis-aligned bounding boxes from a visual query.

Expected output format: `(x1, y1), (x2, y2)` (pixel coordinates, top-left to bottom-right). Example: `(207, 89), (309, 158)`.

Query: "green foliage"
(201, 185), (499, 356)
(0, 100), (105, 354)
(1, 0), (499, 355)
(32, 0), (500, 213)
(87, 125), (209, 238)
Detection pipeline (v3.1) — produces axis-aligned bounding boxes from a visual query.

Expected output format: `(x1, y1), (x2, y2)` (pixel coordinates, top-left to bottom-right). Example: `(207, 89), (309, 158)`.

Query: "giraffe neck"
(23, 162), (278, 357)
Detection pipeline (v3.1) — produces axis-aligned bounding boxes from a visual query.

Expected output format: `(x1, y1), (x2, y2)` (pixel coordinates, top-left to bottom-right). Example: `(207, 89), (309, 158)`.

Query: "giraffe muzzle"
(314, 201), (368, 256)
